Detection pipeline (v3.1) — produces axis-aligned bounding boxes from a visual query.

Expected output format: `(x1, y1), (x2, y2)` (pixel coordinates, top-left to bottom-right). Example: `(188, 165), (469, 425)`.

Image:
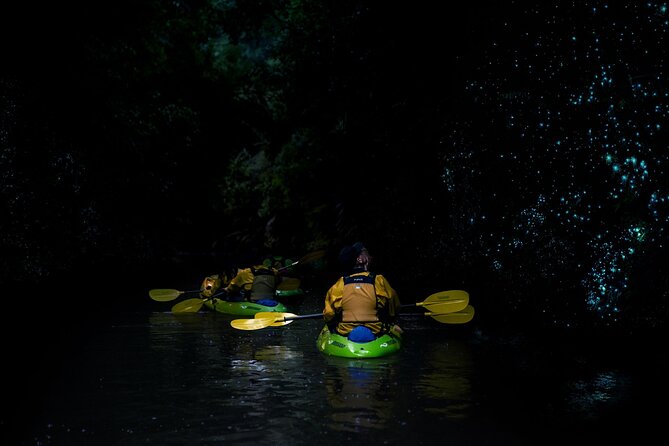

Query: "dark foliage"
(1, 1), (667, 335)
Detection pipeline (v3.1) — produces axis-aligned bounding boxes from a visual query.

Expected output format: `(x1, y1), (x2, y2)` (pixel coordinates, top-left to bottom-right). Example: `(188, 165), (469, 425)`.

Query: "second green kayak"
(203, 298), (288, 316)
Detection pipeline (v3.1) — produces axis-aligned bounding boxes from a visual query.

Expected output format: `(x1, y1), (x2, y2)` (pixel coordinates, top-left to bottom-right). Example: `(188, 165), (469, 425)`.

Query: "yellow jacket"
(225, 265), (280, 300)
(323, 271), (400, 336)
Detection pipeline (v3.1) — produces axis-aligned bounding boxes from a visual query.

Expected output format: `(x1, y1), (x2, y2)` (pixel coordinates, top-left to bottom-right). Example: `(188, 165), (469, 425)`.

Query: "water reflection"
(413, 340), (474, 419)
(323, 356), (400, 432)
(564, 370), (633, 420)
(254, 345), (304, 361)
(20, 310), (667, 445)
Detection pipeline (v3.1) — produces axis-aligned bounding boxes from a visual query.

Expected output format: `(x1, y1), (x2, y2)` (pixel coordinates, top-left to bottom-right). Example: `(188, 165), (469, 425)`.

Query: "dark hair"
(338, 242), (366, 271)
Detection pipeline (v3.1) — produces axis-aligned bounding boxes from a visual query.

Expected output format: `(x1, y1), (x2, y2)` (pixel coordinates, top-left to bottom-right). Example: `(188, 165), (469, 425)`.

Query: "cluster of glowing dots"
(451, 2), (669, 321)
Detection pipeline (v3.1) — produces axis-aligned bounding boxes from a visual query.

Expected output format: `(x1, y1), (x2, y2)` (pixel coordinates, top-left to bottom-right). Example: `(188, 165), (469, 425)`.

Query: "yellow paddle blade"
(420, 290), (469, 306)
(277, 277), (301, 291)
(230, 317), (278, 330)
(419, 298), (468, 313)
(149, 289), (184, 302)
(172, 298), (205, 313)
(255, 312), (298, 327)
(297, 250), (326, 264)
(427, 305), (475, 324)
(279, 250), (327, 272)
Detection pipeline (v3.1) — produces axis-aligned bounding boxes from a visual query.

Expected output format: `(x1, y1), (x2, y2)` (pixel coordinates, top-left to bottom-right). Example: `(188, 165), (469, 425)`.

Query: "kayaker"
(322, 242), (403, 342)
(199, 268), (233, 299)
(200, 256), (283, 304)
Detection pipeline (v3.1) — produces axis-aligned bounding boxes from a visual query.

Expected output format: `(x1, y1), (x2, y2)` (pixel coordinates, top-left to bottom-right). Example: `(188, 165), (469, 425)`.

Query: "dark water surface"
(7, 294), (667, 445)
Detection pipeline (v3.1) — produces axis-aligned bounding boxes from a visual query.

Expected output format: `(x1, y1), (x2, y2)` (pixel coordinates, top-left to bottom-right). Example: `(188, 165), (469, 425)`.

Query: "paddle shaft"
(271, 305), (464, 324)
(274, 313), (322, 322)
(277, 250), (325, 273)
(272, 293), (467, 322)
(401, 300), (465, 309)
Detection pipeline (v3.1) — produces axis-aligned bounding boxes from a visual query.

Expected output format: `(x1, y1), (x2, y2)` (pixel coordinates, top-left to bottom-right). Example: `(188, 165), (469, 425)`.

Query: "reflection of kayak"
(203, 298), (288, 316)
(316, 325), (402, 358)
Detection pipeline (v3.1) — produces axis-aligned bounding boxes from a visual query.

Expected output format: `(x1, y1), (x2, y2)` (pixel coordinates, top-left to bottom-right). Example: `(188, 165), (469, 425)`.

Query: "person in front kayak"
(200, 256), (283, 303)
(323, 242), (403, 342)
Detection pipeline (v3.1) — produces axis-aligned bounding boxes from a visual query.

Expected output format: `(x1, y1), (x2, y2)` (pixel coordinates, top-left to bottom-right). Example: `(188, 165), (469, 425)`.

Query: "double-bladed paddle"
(230, 290), (472, 330)
(152, 277), (303, 309)
(150, 250), (322, 304)
(168, 278), (305, 314)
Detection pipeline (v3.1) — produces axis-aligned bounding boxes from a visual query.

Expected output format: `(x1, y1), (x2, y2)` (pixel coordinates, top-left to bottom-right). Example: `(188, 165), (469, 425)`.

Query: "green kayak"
(203, 298), (288, 316)
(316, 325), (402, 358)
(275, 288), (305, 302)
(275, 276), (305, 302)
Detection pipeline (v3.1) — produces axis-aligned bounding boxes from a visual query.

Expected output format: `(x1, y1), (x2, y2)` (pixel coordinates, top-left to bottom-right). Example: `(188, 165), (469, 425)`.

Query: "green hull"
(275, 288), (305, 301)
(203, 299), (288, 316)
(316, 325), (402, 358)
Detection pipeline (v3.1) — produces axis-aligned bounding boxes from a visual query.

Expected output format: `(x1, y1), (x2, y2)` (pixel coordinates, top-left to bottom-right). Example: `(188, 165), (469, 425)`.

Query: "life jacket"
(338, 272), (386, 336)
(250, 266), (279, 300)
